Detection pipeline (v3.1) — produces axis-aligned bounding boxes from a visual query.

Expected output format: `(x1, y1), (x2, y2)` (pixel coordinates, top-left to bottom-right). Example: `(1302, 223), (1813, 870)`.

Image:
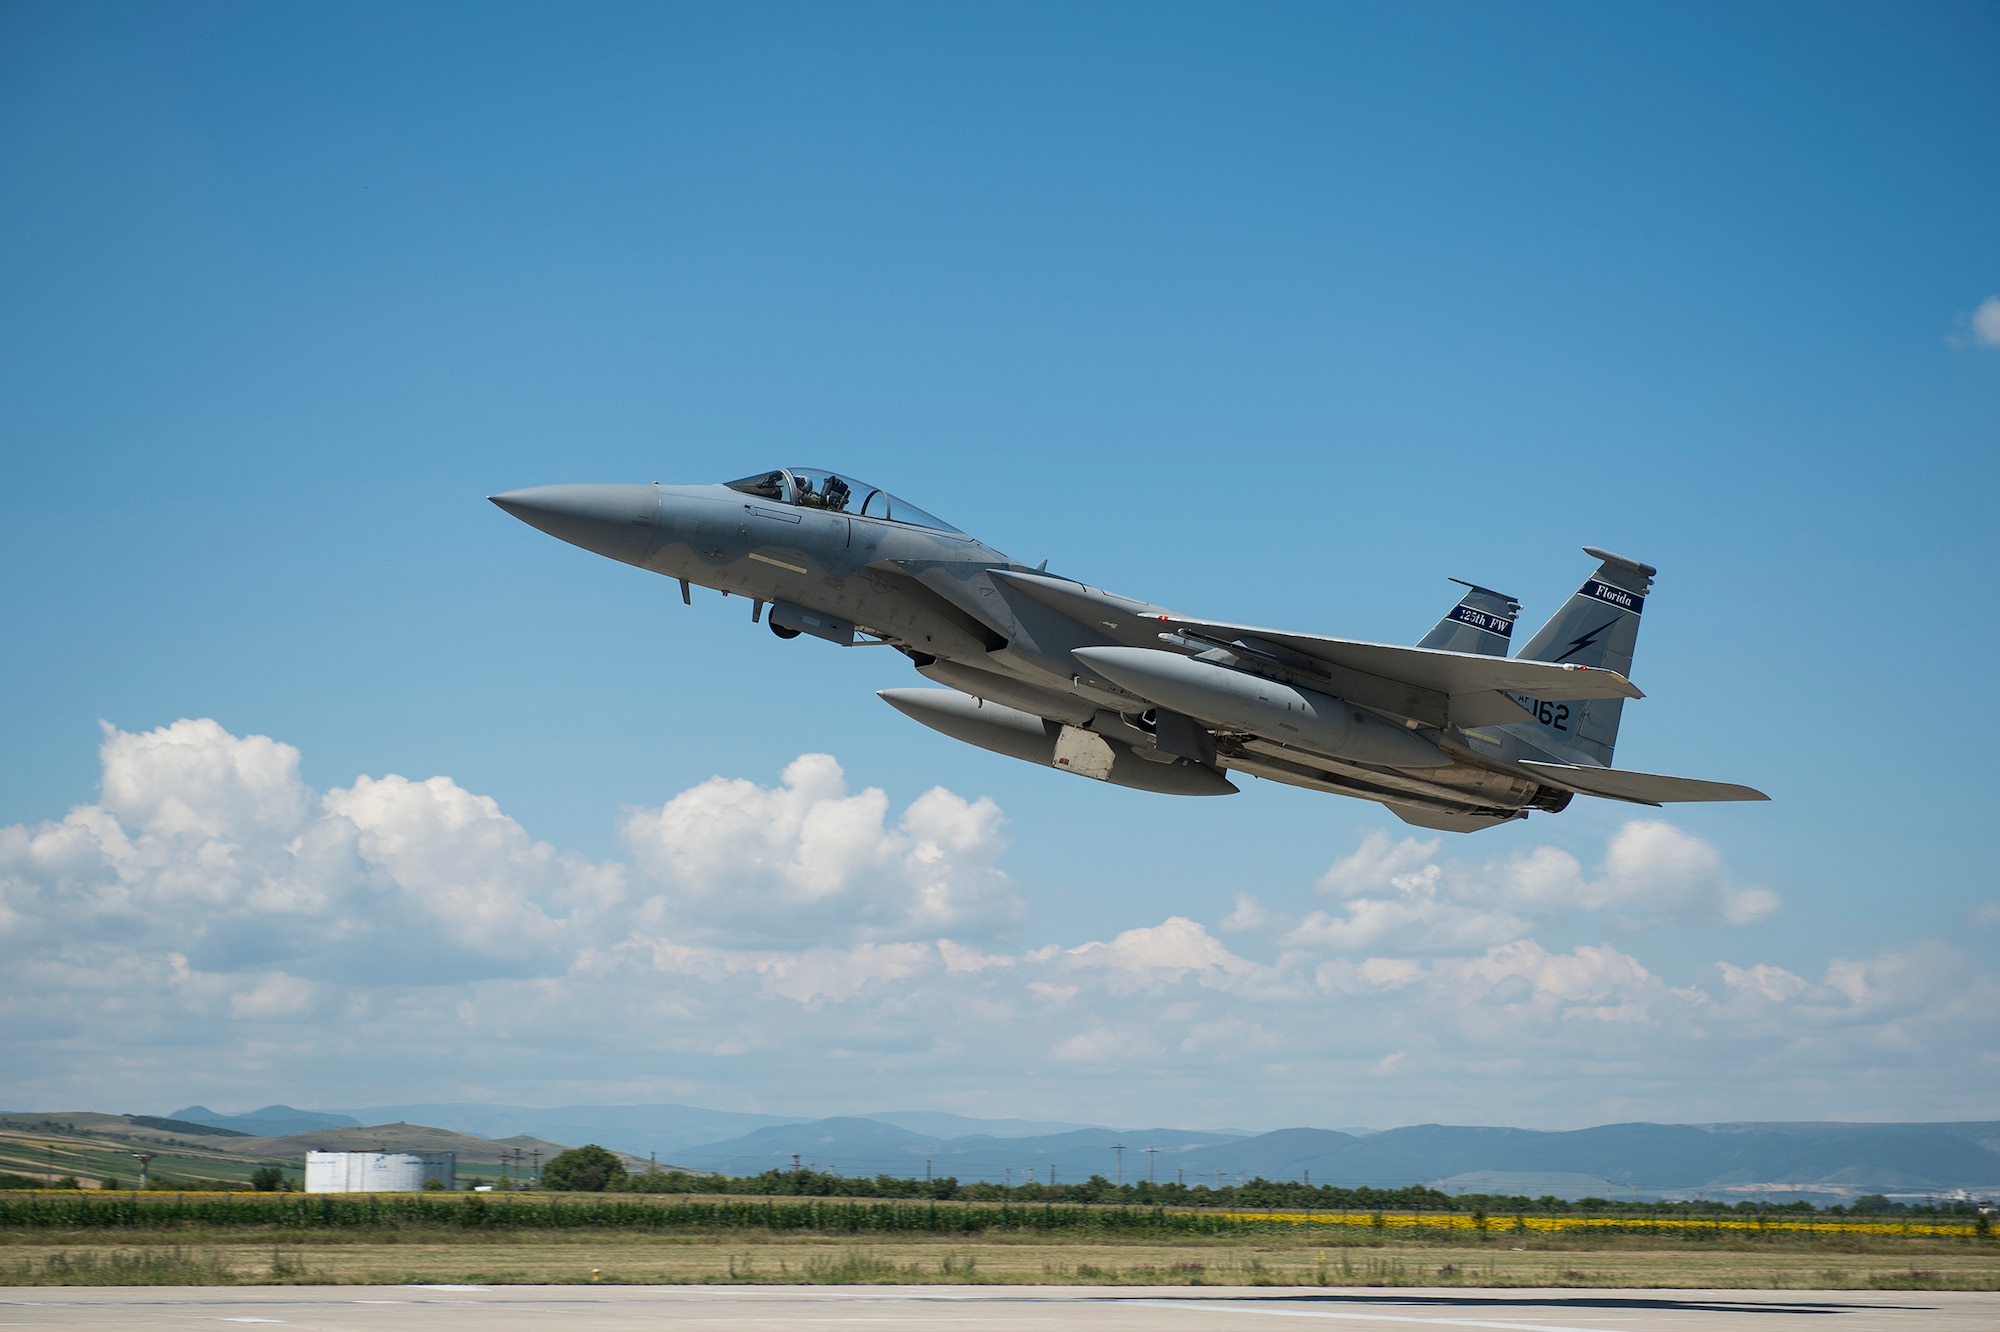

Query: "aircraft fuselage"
(491, 471), (1766, 831)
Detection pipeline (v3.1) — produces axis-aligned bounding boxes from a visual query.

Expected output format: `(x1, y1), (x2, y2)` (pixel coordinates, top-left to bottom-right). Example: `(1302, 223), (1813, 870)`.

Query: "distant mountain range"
(173, 1105), (361, 1138)
(163, 1102), (2000, 1200)
(667, 1118), (2000, 1199)
(171, 1102), (1103, 1161)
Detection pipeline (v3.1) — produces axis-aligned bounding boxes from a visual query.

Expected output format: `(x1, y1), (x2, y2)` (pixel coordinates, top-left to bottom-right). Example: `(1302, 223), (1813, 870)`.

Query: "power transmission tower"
(1144, 1147), (1159, 1184)
(1111, 1143), (1126, 1187)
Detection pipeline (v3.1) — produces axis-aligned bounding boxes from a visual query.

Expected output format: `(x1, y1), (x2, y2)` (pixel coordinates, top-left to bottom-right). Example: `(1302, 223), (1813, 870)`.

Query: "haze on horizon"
(1, 2), (1996, 1130)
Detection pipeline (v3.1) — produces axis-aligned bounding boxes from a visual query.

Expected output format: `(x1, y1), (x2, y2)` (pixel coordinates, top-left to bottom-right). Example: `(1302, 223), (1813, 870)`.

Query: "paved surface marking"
(0, 1286), (1993, 1331)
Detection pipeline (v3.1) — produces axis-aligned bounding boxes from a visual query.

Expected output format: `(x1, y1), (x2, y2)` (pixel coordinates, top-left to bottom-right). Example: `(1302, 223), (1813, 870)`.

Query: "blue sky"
(2, 2), (1996, 1130)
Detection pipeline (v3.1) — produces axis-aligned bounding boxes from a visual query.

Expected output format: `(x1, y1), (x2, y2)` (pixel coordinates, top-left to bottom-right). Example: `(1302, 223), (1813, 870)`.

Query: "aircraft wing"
(1161, 617), (1644, 702)
(1518, 761), (1769, 805)
(986, 571), (1641, 714)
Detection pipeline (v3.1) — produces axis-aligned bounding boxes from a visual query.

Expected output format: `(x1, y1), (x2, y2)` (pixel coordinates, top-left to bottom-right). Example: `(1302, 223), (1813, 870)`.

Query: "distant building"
(304, 1150), (454, 1193)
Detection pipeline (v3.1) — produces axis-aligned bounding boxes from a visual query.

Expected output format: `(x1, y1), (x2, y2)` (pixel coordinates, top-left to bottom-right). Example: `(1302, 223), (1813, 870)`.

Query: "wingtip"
(1565, 663), (1646, 700)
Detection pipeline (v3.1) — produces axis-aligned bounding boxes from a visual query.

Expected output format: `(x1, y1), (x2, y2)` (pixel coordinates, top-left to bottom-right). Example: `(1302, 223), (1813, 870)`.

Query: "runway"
(1, 1285), (1994, 1331)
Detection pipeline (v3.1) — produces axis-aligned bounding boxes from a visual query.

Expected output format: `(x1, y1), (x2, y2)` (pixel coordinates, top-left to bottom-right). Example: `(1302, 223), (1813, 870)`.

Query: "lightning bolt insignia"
(1553, 618), (1616, 664)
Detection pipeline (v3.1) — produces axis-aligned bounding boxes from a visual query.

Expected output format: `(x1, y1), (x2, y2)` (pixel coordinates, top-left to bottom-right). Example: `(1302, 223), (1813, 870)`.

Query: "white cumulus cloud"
(0, 718), (579, 983)
(1062, 917), (1256, 993)
(1973, 296), (2000, 347)
(1, 718), (1990, 1126)
(619, 754), (1021, 944)
(1597, 821), (1779, 927)
(1716, 961), (1811, 1003)
(1283, 824), (1777, 954)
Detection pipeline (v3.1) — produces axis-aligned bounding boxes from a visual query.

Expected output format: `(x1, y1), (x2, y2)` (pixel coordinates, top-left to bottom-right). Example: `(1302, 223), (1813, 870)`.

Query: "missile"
(877, 688), (1238, 796)
(916, 658), (1095, 726)
(1070, 645), (1451, 769)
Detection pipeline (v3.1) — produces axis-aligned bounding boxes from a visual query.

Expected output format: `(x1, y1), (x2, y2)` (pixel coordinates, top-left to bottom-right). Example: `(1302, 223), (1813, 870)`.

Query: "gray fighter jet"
(492, 468), (1766, 832)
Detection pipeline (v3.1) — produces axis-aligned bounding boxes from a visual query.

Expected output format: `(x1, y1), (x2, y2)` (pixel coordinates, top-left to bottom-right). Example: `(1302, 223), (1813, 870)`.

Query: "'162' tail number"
(1525, 699), (1570, 730)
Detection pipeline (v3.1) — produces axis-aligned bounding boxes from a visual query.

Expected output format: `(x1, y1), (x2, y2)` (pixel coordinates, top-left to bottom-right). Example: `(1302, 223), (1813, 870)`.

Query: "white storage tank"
(304, 1150), (455, 1193)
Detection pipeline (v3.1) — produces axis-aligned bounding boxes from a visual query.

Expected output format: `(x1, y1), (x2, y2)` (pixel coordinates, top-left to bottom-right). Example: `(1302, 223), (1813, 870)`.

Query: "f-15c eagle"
(492, 467), (1766, 833)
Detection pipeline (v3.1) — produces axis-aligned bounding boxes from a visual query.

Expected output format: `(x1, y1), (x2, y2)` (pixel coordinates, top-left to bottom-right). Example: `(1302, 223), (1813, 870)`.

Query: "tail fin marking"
(1502, 548), (1655, 767)
(1418, 580), (1520, 657)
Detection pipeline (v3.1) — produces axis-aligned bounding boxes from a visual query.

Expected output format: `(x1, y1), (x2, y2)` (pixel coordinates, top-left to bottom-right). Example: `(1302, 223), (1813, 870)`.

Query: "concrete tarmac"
(1, 1285), (1995, 1331)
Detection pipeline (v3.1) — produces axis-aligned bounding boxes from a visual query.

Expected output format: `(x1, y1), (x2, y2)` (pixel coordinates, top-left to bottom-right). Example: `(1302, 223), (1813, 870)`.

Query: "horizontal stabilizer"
(1519, 761), (1769, 805)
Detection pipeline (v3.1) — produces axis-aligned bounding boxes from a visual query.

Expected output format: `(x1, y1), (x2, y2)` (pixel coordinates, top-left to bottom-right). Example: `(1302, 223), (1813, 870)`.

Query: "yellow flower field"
(1223, 1211), (1985, 1239)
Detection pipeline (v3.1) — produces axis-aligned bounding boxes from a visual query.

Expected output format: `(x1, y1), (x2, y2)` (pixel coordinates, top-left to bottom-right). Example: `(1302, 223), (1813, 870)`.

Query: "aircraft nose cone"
(489, 484), (660, 565)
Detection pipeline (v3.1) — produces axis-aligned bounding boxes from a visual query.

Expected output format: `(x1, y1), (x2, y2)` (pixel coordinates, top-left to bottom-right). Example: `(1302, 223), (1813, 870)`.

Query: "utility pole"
(1144, 1147), (1159, 1184)
(1111, 1143), (1126, 1187)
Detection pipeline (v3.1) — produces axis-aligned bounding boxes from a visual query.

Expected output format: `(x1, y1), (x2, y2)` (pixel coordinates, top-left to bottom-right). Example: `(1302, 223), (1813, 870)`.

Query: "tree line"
(536, 1148), (1991, 1217)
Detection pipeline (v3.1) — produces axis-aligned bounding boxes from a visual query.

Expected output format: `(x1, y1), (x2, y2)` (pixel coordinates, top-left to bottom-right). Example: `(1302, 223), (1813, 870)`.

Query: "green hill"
(0, 1112), (618, 1189)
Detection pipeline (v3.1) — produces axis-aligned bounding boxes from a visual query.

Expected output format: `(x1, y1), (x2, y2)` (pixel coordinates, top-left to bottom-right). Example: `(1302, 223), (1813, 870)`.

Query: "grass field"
(2, 1224), (1995, 1289)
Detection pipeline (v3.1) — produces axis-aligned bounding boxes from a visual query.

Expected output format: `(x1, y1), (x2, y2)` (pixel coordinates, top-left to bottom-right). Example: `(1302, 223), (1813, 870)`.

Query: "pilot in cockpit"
(795, 473), (853, 513)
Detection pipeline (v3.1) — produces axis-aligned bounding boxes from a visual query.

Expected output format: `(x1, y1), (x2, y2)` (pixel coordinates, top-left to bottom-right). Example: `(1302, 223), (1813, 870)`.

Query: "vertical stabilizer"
(1417, 580), (1519, 656)
(1501, 548), (1655, 766)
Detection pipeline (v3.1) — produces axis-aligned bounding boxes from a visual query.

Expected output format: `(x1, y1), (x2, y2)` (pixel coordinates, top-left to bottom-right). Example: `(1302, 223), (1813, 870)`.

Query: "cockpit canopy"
(724, 468), (962, 533)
